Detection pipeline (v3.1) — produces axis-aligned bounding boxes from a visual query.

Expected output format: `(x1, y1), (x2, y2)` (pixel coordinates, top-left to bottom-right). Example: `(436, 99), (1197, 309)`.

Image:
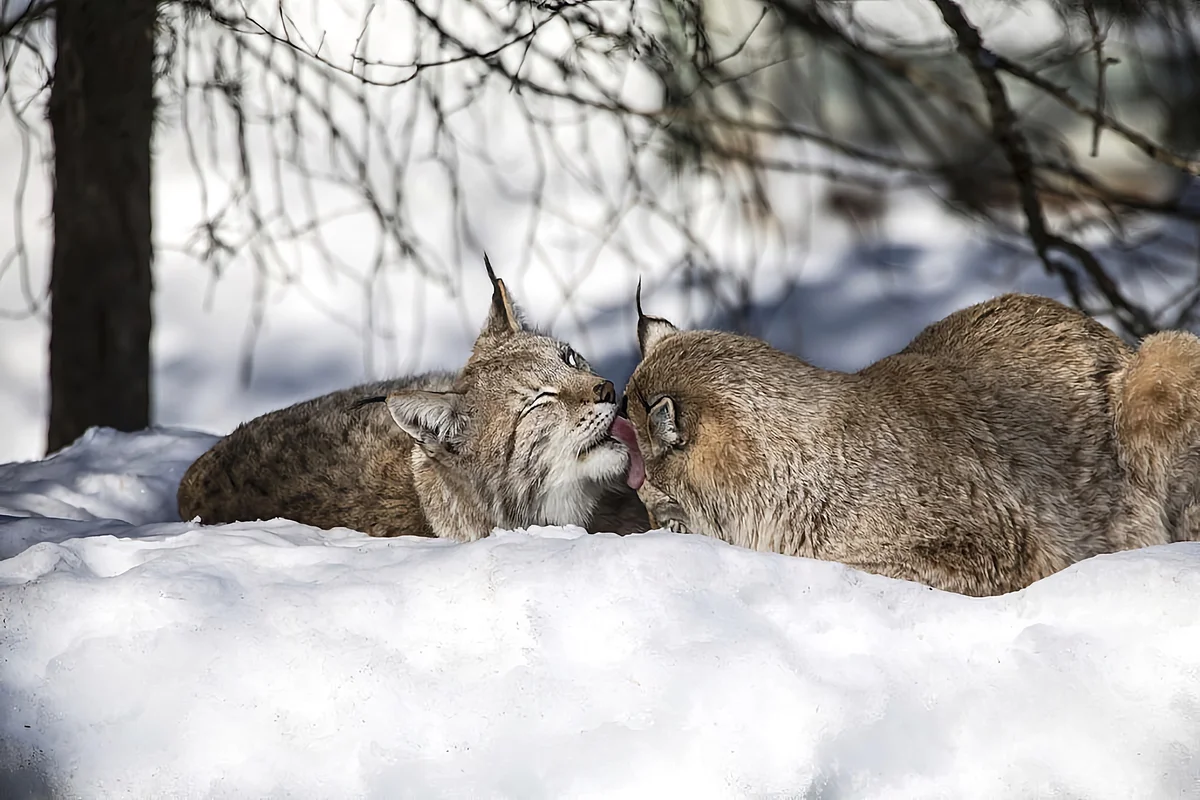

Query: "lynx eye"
(562, 347), (580, 369)
(522, 389), (558, 417)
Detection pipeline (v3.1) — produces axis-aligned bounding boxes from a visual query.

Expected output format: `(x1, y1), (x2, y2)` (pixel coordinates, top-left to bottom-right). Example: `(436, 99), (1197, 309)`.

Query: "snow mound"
(0, 426), (217, 523)
(2, 428), (1200, 798)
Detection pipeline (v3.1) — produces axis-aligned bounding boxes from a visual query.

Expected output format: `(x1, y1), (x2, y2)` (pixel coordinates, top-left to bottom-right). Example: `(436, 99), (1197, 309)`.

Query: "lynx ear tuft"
(482, 253), (524, 337)
(386, 389), (467, 452)
(636, 280), (679, 357)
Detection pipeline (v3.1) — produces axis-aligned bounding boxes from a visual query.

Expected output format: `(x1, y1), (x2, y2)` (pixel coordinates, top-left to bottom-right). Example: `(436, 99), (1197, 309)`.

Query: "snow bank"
(0, 427), (216, 548)
(2, 429), (1200, 798)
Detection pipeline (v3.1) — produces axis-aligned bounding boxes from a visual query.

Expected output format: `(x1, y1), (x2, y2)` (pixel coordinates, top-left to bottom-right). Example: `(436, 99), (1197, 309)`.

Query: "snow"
(3, 2), (1200, 789)
(2, 429), (1200, 797)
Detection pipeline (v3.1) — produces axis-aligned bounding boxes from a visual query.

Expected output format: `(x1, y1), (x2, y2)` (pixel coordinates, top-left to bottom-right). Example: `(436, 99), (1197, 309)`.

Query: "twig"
(930, 0), (1153, 337)
(1083, 0), (1108, 158)
(991, 49), (1200, 177)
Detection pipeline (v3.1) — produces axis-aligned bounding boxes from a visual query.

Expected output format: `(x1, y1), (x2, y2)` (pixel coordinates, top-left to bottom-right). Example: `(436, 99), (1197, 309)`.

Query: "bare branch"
(930, 0), (1153, 337)
(1083, 1), (1107, 158)
(991, 42), (1200, 178)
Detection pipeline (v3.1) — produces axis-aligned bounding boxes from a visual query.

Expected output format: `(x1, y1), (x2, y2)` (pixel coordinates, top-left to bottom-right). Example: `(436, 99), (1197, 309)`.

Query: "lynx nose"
(594, 380), (616, 404)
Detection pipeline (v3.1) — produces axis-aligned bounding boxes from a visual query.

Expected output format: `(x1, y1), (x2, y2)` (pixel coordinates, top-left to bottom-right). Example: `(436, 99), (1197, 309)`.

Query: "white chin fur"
(533, 440), (628, 526)
(525, 407), (628, 525)
(578, 440), (630, 481)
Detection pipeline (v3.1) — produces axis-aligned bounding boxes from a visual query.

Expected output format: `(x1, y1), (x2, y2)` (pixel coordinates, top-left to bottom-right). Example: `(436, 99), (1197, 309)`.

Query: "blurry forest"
(1, 0), (1199, 452)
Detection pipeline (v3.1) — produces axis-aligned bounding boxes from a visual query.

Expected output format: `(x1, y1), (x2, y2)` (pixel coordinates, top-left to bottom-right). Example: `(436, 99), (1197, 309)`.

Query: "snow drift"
(1, 428), (1199, 798)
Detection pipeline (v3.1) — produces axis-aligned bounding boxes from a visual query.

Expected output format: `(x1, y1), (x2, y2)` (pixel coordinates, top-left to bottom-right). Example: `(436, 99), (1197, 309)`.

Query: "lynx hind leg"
(1112, 330), (1200, 543)
(1114, 331), (1200, 482)
(176, 446), (226, 523)
(1174, 489), (1200, 542)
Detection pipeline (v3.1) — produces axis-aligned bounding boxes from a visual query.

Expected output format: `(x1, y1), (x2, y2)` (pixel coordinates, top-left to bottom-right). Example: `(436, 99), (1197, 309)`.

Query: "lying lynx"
(177, 260), (648, 540)
(621, 290), (1200, 596)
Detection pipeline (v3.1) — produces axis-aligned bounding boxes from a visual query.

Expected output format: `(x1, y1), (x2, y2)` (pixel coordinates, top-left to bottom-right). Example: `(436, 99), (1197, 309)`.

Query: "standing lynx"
(177, 260), (648, 540)
(621, 291), (1200, 596)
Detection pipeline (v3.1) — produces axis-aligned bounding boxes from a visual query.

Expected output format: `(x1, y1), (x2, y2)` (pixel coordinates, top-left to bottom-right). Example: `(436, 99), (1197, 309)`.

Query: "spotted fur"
(177, 264), (649, 540)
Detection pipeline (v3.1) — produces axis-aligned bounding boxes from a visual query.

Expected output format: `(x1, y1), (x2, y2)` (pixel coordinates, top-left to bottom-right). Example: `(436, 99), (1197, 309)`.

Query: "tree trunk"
(46, 0), (157, 454)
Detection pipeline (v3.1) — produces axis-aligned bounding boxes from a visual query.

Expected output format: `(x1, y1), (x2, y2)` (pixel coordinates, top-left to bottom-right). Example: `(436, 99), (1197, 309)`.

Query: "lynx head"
(381, 257), (642, 533)
(621, 283), (769, 541)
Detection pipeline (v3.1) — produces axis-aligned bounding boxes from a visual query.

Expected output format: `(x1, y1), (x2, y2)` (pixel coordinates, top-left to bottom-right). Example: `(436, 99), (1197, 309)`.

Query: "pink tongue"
(609, 416), (646, 490)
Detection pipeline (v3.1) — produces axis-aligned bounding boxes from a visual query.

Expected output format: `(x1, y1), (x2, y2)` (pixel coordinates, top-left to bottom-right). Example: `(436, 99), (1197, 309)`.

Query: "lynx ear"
(386, 389), (467, 452)
(648, 395), (681, 447)
(482, 253), (523, 337)
(636, 279), (679, 357)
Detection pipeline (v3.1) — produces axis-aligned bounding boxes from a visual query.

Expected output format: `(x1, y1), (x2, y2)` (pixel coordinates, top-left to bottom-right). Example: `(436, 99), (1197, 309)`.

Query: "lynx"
(177, 260), (648, 540)
(621, 290), (1200, 596)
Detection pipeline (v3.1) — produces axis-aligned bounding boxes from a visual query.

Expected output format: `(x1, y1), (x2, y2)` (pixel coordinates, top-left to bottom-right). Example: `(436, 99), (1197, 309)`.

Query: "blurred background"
(1, 0), (1198, 461)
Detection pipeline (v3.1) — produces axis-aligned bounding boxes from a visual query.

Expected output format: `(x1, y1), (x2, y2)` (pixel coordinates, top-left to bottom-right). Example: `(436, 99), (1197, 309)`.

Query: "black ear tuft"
(482, 254), (523, 337)
(635, 281), (680, 357)
(349, 395), (387, 412)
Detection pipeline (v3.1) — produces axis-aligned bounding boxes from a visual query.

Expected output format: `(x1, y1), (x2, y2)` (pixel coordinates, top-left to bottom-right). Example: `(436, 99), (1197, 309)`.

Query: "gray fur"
(178, 269), (649, 540)
(624, 292), (1200, 596)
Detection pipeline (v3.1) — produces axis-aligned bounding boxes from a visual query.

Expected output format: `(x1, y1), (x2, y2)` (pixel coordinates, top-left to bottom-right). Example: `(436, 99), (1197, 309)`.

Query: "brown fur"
(178, 374), (451, 538)
(624, 292), (1200, 596)
(1111, 330), (1200, 543)
(178, 265), (648, 540)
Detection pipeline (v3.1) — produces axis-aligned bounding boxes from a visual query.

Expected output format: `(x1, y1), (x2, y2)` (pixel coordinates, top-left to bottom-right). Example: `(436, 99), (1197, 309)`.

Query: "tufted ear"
(386, 389), (467, 454)
(647, 395), (682, 447)
(482, 253), (524, 337)
(635, 279), (679, 357)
